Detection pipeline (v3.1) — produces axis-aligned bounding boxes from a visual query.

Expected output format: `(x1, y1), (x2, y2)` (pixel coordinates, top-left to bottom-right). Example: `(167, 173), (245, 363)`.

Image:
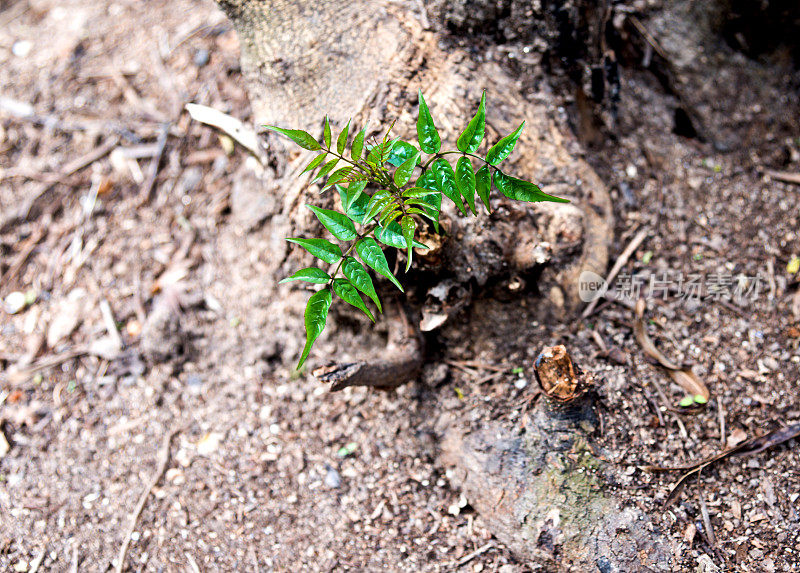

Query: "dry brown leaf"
(727, 428), (748, 448)
(634, 298), (710, 408)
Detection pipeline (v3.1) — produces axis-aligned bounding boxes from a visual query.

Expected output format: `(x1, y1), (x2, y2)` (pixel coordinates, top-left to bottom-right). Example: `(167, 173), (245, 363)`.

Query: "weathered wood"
(440, 347), (678, 570)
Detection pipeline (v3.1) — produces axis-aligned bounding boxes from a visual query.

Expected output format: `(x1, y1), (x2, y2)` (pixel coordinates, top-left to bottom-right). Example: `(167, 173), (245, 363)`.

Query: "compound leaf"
(456, 91), (486, 153)
(336, 119), (350, 154)
(493, 171), (570, 203)
(333, 278), (374, 322)
(351, 124), (368, 160)
(313, 158), (339, 181)
(374, 221), (428, 249)
(279, 267), (331, 284)
(417, 91), (441, 154)
(403, 196), (438, 210)
(355, 237), (403, 292)
(302, 153), (327, 174)
(475, 165), (492, 212)
(486, 121), (524, 165)
(337, 182), (369, 221)
(394, 151), (421, 187)
(342, 256), (381, 312)
(411, 173), (442, 230)
(432, 158), (466, 215)
(405, 207), (436, 222)
(402, 187), (435, 198)
(297, 289), (332, 369)
(365, 143), (383, 167)
(455, 156), (477, 214)
(379, 207), (402, 228)
(307, 205), (358, 241)
(363, 191), (393, 224)
(323, 166), (353, 189)
(380, 137), (400, 164)
(387, 141), (420, 167)
(323, 116), (332, 148)
(264, 126), (321, 151)
(415, 169), (437, 193)
(286, 238), (342, 264)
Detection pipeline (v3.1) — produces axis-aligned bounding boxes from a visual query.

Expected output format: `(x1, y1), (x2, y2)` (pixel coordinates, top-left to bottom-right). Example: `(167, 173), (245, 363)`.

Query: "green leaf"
(297, 289), (332, 369)
(394, 151), (421, 187)
(337, 441), (358, 457)
(379, 208), (402, 228)
(475, 165), (492, 212)
(416, 91), (441, 154)
(423, 193), (441, 232)
(366, 138), (401, 167)
(456, 91), (486, 153)
(431, 158), (465, 215)
(486, 121), (524, 165)
(351, 124), (368, 160)
(279, 267), (331, 284)
(333, 279), (374, 322)
(374, 221), (427, 249)
(307, 205), (358, 241)
(336, 119), (350, 154)
(405, 207), (437, 222)
(342, 256), (381, 312)
(363, 191), (393, 224)
(323, 166), (353, 189)
(380, 137), (400, 164)
(402, 187), (435, 198)
(413, 171), (442, 231)
(286, 238), (342, 264)
(355, 237), (404, 292)
(377, 200), (399, 221)
(338, 180), (366, 211)
(313, 158), (339, 182)
(337, 182), (369, 221)
(493, 171), (570, 203)
(415, 169), (437, 191)
(455, 156), (477, 214)
(264, 126), (321, 151)
(302, 153), (327, 174)
(387, 141), (420, 167)
(403, 197), (438, 210)
(323, 116), (332, 148)
(400, 215), (416, 272)
(365, 143), (382, 167)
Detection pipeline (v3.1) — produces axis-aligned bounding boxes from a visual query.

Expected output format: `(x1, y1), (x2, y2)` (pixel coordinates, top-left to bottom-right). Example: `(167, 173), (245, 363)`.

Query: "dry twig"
(115, 425), (181, 573)
(646, 422), (800, 506)
(139, 123), (171, 203)
(455, 543), (494, 567)
(763, 169), (800, 186)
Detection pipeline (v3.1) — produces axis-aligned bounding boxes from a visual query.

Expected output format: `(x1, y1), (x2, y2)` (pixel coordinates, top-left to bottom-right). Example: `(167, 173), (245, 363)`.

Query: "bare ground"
(1, 0), (799, 571)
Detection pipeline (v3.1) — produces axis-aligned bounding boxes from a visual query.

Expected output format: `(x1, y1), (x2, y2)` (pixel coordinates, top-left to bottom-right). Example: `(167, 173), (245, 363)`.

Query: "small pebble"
(186, 374), (203, 396)
(12, 40), (32, 58)
(324, 465), (341, 488)
(762, 356), (779, 371)
(514, 378), (528, 390)
(194, 48), (210, 67)
(4, 291), (27, 314)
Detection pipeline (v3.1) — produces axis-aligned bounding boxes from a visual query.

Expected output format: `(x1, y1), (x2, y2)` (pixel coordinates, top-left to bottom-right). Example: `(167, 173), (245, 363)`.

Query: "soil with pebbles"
(1, 0), (799, 571)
